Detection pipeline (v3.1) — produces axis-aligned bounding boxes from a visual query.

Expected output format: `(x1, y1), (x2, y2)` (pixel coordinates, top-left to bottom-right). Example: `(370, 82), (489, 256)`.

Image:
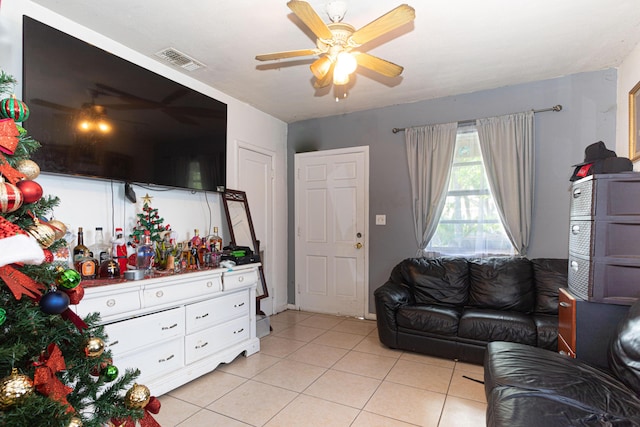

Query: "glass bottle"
(99, 248), (121, 279)
(91, 227), (110, 265)
(210, 226), (223, 253)
(72, 227), (90, 263)
(136, 230), (154, 273)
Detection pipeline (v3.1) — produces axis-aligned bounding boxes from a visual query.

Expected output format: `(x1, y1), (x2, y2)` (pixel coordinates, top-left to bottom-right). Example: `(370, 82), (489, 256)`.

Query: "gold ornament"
(0, 368), (34, 410)
(48, 219), (68, 240)
(27, 218), (56, 248)
(15, 159), (40, 180)
(68, 416), (83, 427)
(84, 337), (105, 358)
(124, 383), (150, 409)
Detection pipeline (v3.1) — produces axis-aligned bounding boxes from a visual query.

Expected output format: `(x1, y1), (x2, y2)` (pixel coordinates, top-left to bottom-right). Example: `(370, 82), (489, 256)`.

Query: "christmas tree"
(128, 194), (170, 247)
(0, 72), (161, 426)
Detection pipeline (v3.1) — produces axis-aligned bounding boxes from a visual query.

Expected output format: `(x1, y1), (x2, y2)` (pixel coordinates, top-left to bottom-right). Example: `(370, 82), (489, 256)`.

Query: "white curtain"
(476, 111), (534, 255)
(405, 122), (458, 256)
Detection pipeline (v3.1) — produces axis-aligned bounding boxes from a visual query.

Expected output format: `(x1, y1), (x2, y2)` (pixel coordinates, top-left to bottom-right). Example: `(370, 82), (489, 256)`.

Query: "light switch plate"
(376, 214), (386, 225)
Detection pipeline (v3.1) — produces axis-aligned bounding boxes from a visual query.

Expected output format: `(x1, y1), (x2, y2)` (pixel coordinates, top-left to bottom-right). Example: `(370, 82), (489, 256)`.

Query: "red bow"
(33, 343), (74, 413)
(0, 264), (45, 300)
(111, 396), (161, 427)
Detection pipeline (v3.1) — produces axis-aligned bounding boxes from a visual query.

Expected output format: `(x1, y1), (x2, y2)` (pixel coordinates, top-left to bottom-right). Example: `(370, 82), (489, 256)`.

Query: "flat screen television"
(22, 16), (227, 192)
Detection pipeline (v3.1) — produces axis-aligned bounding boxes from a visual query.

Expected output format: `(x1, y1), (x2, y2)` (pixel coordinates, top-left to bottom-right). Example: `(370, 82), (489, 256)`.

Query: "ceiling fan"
(255, 1), (415, 89)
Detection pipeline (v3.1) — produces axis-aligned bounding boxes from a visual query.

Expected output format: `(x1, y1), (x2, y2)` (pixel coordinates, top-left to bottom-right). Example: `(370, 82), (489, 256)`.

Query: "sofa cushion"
(390, 257), (469, 305)
(468, 257), (535, 312)
(458, 308), (537, 345)
(531, 258), (568, 314)
(485, 342), (640, 420)
(609, 298), (640, 395)
(533, 314), (559, 350)
(396, 304), (462, 336)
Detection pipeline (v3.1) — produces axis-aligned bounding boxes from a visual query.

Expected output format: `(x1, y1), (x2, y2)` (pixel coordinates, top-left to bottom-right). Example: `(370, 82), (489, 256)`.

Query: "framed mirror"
(222, 189), (269, 302)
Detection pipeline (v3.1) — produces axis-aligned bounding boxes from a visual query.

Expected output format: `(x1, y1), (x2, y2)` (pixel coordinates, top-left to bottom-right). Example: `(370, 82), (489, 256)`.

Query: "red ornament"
(16, 179), (43, 204)
(42, 249), (54, 263)
(64, 285), (84, 305)
(0, 177), (23, 213)
(0, 96), (30, 122)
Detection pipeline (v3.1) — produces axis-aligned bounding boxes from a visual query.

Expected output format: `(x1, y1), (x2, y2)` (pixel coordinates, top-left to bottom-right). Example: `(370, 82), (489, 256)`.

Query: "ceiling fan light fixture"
(310, 55), (334, 79)
(333, 70), (350, 86)
(335, 51), (357, 75)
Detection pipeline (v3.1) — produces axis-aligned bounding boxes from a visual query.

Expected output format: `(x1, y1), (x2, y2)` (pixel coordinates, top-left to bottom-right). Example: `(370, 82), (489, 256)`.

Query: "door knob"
(355, 242), (363, 249)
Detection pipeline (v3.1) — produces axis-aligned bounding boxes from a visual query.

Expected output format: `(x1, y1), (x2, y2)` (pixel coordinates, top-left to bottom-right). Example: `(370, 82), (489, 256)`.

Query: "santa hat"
(0, 215), (45, 267)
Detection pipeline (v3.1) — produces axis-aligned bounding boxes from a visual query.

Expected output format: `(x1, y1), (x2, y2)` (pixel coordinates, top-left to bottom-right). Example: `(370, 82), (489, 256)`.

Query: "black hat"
(570, 141), (632, 181)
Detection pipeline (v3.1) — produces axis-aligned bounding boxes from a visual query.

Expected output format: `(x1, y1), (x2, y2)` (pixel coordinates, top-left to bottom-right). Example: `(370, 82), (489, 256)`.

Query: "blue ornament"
(39, 290), (70, 314)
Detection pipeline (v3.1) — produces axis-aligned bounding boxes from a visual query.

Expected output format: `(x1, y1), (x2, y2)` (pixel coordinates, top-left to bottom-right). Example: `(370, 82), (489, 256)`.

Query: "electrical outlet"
(376, 214), (386, 225)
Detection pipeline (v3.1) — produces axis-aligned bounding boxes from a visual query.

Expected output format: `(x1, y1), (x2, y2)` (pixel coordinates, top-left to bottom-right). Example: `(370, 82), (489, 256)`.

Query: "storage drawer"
(185, 290), (250, 334)
(143, 274), (222, 307)
(116, 337), (184, 385)
(558, 334), (575, 358)
(222, 268), (258, 291)
(568, 255), (591, 300)
(558, 288), (576, 354)
(568, 220), (592, 257)
(569, 179), (594, 217)
(77, 288), (141, 320)
(103, 307), (185, 356)
(185, 316), (250, 364)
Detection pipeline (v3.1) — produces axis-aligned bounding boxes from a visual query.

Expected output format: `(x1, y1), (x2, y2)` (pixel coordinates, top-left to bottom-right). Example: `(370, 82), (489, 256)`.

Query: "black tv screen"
(22, 16), (227, 192)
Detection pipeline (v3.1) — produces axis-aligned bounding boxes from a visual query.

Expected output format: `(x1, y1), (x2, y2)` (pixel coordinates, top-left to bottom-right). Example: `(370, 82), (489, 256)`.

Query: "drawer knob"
(559, 350), (568, 356)
(195, 342), (209, 349)
(559, 302), (571, 308)
(207, 281), (213, 288)
(234, 328), (244, 334)
(571, 225), (580, 234)
(573, 188), (582, 198)
(570, 260), (579, 272)
(158, 354), (175, 363)
(196, 313), (209, 320)
(161, 323), (178, 330)
(234, 302), (245, 308)
(106, 299), (116, 307)
(156, 290), (164, 298)
(238, 276), (244, 283)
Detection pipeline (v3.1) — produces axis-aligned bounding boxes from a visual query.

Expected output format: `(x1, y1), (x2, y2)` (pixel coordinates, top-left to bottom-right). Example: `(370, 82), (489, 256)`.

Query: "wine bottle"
(72, 227), (90, 263)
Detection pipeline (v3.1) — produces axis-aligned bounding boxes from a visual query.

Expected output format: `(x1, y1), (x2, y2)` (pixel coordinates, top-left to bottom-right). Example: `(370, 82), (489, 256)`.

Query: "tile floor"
(153, 311), (487, 426)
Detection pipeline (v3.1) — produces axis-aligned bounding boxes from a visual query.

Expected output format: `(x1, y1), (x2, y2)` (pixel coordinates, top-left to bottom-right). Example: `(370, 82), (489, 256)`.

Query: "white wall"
(0, 0), (289, 314)
(616, 40), (640, 165)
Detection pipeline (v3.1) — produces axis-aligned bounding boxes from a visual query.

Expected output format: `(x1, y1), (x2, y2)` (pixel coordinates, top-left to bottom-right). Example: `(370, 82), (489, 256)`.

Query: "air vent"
(155, 47), (205, 71)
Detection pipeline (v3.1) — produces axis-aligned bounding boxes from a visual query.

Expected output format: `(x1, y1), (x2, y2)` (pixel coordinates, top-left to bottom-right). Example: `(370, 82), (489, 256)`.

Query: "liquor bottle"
(210, 226), (223, 253)
(136, 230), (154, 273)
(91, 227), (110, 265)
(99, 248), (121, 279)
(72, 227), (90, 263)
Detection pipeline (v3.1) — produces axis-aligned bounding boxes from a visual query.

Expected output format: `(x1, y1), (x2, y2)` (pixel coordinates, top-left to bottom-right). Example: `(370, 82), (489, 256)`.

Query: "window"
(426, 125), (514, 257)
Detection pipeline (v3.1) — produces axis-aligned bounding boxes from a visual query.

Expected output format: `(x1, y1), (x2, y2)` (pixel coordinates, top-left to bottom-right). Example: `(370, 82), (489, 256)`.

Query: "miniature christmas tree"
(0, 71), (160, 426)
(129, 194), (170, 247)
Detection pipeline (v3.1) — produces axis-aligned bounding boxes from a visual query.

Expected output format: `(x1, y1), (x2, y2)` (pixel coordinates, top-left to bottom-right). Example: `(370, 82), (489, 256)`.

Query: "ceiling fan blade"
(30, 98), (77, 113)
(353, 52), (404, 77)
(313, 62), (335, 89)
(350, 4), (416, 46)
(287, 0), (333, 40)
(256, 49), (318, 61)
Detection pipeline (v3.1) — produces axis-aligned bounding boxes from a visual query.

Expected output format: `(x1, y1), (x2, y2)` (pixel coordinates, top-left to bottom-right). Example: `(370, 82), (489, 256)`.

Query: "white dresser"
(75, 265), (261, 396)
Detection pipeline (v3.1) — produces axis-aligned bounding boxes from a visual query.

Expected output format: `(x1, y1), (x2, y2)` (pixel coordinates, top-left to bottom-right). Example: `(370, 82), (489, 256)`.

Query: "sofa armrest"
(374, 280), (413, 348)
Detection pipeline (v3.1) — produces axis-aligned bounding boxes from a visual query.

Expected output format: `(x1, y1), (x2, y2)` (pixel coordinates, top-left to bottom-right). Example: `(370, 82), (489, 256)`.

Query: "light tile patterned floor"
(153, 311), (487, 426)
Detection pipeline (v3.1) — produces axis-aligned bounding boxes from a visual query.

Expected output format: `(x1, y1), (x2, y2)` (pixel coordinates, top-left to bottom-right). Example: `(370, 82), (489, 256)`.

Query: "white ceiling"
(31, 0), (640, 124)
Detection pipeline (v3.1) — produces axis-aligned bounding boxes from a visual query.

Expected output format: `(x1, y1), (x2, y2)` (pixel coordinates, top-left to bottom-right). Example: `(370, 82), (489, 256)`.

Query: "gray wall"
(287, 69), (618, 313)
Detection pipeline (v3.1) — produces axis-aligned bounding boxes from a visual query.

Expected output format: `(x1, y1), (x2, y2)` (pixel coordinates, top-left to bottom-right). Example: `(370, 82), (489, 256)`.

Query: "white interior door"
(238, 145), (274, 315)
(295, 147), (369, 317)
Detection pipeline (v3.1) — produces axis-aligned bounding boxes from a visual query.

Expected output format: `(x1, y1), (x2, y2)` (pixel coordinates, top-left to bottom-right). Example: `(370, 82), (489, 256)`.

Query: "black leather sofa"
(484, 299), (640, 426)
(374, 257), (567, 364)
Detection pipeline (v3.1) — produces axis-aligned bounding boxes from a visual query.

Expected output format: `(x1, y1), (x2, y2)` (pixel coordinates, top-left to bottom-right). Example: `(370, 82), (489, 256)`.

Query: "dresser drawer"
(568, 255), (591, 300)
(568, 220), (592, 257)
(222, 268), (258, 291)
(570, 179), (594, 217)
(77, 288), (141, 320)
(558, 288), (576, 355)
(143, 274), (222, 307)
(185, 316), (250, 364)
(103, 307), (185, 356)
(185, 290), (250, 333)
(117, 337), (184, 385)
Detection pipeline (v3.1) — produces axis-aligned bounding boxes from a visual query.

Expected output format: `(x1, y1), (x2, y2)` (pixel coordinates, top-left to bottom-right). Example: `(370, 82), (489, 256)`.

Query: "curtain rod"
(391, 104), (563, 134)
